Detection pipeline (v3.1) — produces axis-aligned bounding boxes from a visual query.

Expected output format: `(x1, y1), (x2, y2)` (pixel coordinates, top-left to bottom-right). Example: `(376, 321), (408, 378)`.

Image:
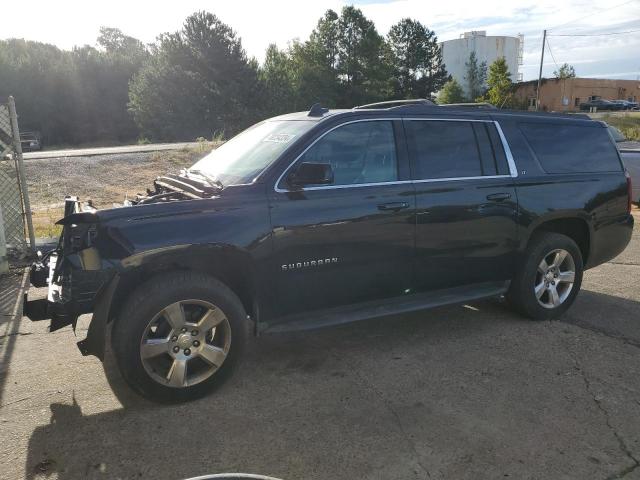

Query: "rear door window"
(405, 120), (507, 180)
(519, 122), (622, 173)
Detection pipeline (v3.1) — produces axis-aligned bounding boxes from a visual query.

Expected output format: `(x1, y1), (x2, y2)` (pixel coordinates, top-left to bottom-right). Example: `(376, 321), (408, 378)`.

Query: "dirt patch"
(24, 144), (216, 237)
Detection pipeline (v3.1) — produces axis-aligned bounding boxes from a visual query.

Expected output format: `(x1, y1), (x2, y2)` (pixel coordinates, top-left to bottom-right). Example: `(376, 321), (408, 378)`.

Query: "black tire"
(507, 232), (584, 320)
(112, 271), (247, 403)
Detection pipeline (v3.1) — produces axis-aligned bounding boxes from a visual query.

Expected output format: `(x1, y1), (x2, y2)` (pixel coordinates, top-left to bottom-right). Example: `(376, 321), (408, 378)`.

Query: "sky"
(2, 0), (639, 81)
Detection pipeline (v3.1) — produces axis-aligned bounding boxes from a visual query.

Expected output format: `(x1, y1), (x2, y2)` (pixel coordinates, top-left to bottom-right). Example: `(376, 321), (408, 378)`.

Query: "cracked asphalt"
(1, 218), (639, 480)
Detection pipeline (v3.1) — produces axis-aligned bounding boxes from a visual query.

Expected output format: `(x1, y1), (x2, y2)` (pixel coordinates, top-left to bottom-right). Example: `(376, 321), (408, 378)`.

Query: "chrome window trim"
(274, 117), (518, 193)
(492, 121), (519, 178)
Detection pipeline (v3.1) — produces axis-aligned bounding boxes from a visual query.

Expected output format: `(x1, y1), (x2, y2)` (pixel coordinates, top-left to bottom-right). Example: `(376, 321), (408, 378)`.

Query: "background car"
(19, 131), (42, 151)
(579, 99), (622, 111)
(611, 100), (639, 110)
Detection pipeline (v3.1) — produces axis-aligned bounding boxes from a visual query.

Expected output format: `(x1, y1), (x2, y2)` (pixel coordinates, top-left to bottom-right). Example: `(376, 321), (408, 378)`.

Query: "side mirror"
(288, 162), (334, 187)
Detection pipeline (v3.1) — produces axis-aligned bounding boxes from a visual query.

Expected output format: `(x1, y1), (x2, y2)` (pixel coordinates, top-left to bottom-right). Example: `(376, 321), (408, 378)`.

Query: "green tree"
(129, 11), (260, 141)
(311, 9), (340, 71)
(97, 27), (147, 63)
(387, 18), (448, 99)
(436, 78), (465, 104)
(554, 63), (576, 79)
(259, 44), (296, 115)
(0, 40), (73, 145)
(84, 28), (148, 142)
(280, 7), (391, 109)
(0, 31), (147, 146)
(464, 51), (487, 100)
(335, 6), (390, 105)
(479, 57), (514, 108)
(287, 10), (342, 108)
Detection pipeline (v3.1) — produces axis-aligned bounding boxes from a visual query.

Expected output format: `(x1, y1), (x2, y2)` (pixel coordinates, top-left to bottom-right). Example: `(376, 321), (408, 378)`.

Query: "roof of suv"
(271, 101), (592, 123)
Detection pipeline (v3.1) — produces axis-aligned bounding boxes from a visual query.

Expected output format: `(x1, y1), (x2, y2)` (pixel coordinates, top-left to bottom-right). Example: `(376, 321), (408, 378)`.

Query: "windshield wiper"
(184, 169), (224, 190)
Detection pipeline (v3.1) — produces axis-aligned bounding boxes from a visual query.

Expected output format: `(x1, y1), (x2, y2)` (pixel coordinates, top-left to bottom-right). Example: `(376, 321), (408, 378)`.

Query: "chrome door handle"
(377, 202), (410, 211)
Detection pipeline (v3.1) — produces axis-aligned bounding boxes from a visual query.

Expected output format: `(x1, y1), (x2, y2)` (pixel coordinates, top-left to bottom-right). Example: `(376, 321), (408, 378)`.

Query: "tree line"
(0, 7), (531, 146)
(0, 28), (147, 146)
(0, 7), (449, 145)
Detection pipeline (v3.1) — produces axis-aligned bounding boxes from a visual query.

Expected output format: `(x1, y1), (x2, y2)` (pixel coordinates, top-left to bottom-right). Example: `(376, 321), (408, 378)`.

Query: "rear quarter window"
(519, 122), (622, 174)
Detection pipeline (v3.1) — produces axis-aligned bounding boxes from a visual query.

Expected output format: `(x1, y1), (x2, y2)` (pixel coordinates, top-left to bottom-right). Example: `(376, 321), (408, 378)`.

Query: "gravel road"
(23, 142), (201, 160)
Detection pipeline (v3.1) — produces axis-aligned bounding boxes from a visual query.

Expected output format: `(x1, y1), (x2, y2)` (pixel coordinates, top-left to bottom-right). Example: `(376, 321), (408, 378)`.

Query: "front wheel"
(112, 271), (247, 403)
(507, 232), (584, 320)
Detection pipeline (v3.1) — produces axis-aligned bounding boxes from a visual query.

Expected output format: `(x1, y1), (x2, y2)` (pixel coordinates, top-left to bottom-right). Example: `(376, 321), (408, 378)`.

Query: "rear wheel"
(508, 232), (583, 320)
(112, 271), (247, 403)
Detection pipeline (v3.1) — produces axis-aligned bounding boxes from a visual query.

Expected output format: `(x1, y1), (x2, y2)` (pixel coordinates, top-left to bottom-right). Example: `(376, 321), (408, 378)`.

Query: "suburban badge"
(281, 257), (338, 271)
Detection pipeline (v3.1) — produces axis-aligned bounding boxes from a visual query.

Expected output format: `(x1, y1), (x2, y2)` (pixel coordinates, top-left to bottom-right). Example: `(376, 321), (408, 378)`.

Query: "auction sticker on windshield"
(263, 133), (296, 144)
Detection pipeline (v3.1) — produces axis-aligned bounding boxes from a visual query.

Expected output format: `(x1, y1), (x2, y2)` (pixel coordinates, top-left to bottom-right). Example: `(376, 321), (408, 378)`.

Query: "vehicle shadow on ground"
(561, 288), (640, 346)
(24, 290), (640, 480)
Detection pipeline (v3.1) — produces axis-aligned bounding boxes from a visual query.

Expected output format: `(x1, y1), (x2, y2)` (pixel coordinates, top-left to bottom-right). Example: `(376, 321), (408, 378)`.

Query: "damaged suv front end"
(21, 117), (312, 372)
(20, 115), (324, 402)
(25, 196), (127, 358)
(23, 172), (224, 359)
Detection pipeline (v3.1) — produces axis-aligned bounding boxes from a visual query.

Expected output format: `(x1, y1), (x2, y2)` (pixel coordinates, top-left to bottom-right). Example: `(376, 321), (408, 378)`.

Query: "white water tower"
(440, 31), (523, 98)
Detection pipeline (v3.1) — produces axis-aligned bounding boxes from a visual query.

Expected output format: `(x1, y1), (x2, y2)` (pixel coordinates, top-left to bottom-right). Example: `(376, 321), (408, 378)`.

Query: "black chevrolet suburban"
(24, 100), (634, 402)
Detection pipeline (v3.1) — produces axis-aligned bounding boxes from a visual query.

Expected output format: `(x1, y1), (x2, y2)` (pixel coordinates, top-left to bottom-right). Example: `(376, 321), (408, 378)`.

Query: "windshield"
(190, 120), (316, 185)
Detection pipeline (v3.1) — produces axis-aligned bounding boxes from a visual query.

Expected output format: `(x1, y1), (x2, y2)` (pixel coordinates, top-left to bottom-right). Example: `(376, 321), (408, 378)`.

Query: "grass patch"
(32, 209), (62, 238)
(594, 112), (640, 140)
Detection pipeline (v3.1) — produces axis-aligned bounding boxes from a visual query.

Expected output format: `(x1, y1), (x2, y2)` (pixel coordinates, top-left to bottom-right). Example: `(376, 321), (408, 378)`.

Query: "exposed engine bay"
(123, 170), (222, 206)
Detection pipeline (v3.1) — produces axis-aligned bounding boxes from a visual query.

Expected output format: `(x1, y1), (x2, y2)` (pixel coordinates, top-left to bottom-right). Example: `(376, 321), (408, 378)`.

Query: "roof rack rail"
(353, 99), (435, 110)
(307, 103), (329, 117)
(440, 102), (497, 109)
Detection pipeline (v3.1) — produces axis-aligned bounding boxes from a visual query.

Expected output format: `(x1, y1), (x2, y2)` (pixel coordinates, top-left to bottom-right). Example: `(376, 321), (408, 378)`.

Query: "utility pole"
(535, 29), (547, 111)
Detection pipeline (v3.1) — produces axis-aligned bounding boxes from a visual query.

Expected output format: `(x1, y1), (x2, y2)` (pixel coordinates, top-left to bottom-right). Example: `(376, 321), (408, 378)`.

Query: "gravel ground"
(24, 147), (213, 237)
(0, 217), (639, 480)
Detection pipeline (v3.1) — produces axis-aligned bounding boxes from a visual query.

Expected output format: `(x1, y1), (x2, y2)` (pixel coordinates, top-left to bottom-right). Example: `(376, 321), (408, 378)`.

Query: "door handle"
(377, 202), (410, 212)
(486, 192), (511, 202)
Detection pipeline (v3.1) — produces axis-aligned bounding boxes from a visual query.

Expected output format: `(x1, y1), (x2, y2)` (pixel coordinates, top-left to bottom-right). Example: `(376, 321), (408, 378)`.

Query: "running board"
(262, 281), (509, 334)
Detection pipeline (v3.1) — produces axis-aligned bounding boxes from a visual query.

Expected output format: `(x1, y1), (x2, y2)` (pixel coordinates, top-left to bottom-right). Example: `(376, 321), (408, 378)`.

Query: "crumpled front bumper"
(23, 249), (118, 360)
(22, 195), (120, 360)
(23, 251), (78, 332)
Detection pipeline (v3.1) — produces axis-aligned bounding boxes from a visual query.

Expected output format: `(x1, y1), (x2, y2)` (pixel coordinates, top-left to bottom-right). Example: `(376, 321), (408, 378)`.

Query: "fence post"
(8, 96), (35, 251)
(0, 205), (8, 274)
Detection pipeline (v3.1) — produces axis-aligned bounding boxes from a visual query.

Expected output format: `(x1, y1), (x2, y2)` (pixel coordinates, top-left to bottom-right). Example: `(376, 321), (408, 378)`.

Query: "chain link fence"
(0, 98), (34, 261)
(0, 160), (27, 251)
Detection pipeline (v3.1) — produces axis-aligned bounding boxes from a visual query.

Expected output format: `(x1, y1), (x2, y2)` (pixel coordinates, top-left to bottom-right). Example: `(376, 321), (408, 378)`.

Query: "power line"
(545, 38), (560, 70)
(549, 29), (640, 37)
(548, 0), (639, 31)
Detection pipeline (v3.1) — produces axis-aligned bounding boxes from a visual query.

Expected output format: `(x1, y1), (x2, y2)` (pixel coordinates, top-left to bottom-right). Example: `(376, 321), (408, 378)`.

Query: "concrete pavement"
(0, 226), (639, 480)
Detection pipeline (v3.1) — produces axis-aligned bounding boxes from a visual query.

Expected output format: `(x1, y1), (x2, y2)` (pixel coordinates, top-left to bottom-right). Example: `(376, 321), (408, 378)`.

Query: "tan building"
(513, 77), (640, 112)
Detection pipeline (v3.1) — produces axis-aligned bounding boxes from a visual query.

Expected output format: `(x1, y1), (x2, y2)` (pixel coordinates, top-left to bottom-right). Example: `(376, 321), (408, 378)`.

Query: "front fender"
(77, 274), (120, 360)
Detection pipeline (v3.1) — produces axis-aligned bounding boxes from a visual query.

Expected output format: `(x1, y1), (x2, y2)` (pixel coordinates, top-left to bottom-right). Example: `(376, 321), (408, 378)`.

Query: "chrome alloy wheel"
(140, 300), (232, 388)
(534, 249), (576, 309)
